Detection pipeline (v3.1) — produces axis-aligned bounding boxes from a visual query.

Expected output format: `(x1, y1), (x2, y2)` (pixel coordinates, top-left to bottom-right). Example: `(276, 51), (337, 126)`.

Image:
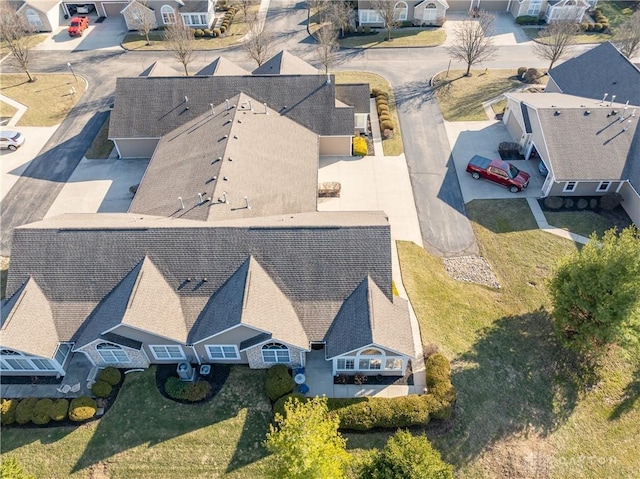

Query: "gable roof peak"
(252, 50), (319, 76)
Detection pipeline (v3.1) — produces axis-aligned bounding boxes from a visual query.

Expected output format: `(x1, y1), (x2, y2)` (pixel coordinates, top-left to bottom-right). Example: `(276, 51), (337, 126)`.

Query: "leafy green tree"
(548, 226), (640, 356)
(264, 396), (349, 479)
(0, 457), (35, 479)
(359, 429), (454, 479)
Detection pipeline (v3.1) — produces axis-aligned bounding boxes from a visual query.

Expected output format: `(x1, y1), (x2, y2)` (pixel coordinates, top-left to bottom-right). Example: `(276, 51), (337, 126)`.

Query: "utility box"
(177, 362), (196, 382)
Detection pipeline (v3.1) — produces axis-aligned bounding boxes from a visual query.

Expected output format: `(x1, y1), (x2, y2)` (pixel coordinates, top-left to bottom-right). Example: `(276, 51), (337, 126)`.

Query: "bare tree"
(306, 0), (330, 24)
(315, 24), (338, 74)
(243, 17), (274, 67)
(447, 12), (498, 77)
(164, 16), (194, 76)
(0, 2), (35, 82)
(127, 0), (156, 46)
(371, 0), (401, 41)
(614, 10), (640, 60)
(234, 0), (257, 23)
(533, 21), (577, 70)
(325, 1), (353, 38)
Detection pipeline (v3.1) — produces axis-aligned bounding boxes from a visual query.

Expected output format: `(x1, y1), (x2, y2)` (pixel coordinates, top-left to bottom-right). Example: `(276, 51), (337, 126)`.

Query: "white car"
(76, 5), (90, 13)
(0, 131), (25, 151)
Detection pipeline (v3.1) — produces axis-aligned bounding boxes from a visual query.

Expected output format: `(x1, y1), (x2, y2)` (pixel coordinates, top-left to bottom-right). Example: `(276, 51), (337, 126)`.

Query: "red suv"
(68, 16), (89, 36)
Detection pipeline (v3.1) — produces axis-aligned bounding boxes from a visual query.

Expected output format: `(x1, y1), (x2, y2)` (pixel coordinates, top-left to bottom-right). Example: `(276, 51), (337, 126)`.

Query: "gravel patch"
(444, 255), (501, 289)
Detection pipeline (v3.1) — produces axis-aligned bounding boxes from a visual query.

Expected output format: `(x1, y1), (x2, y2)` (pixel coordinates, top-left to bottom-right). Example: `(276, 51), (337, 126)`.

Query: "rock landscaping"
(443, 256), (501, 289)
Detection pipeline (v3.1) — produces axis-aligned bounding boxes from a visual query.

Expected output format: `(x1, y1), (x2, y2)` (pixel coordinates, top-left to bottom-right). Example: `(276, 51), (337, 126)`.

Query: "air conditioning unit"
(177, 362), (196, 382)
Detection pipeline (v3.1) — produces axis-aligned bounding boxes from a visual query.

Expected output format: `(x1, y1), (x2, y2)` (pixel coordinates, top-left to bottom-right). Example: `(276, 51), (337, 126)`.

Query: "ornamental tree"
(547, 226), (640, 357)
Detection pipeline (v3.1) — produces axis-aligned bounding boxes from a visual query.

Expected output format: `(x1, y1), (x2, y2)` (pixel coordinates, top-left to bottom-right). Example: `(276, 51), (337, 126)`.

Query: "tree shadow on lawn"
(432, 309), (587, 470)
(394, 76), (464, 110)
(71, 366), (272, 475)
(609, 365), (640, 420)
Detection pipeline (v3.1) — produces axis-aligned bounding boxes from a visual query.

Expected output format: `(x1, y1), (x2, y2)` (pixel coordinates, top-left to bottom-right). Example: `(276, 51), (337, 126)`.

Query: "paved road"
(0, 3), (597, 256)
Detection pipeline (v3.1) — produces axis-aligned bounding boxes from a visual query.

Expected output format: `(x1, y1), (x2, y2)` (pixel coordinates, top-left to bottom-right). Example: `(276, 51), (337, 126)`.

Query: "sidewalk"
(526, 197), (590, 245)
(0, 94), (27, 127)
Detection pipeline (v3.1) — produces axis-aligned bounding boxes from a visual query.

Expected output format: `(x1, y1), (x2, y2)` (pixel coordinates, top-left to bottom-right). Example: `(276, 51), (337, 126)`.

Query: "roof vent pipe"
(209, 103), (215, 116)
(244, 196), (251, 210)
(264, 102), (268, 115)
(225, 99), (230, 110)
(184, 96), (189, 110)
(178, 197), (184, 209)
(326, 73), (331, 85)
(602, 93), (608, 103)
(249, 100), (253, 111)
(609, 94), (616, 106)
(198, 193), (203, 204)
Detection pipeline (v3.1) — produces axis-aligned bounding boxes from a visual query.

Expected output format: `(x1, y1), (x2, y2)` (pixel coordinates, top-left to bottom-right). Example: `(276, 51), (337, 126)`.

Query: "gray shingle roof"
(179, 0), (209, 12)
(251, 51), (319, 76)
(195, 57), (250, 76)
(520, 95), (640, 181)
(1, 278), (59, 357)
(325, 276), (414, 359)
(335, 84), (371, 114)
(139, 61), (180, 77)
(109, 74), (354, 138)
(6, 212), (394, 347)
(548, 42), (640, 106)
(128, 93), (318, 221)
(101, 332), (143, 350)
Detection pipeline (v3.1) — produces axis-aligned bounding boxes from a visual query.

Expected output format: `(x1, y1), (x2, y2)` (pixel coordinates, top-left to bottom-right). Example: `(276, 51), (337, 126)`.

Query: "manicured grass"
(122, 8), (255, 52)
(490, 98), (507, 115)
(523, 27), (613, 44)
(334, 71), (403, 156)
(543, 209), (633, 238)
(0, 33), (47, 56)
(85, 114), (114, 159)
(0, 366), (272, 478)
(393, 199), (640, 478)
(0, 74), (86, 127)
(433, 69), (524, 121)
(338, 27), (446, 48)
(0, 100), (18, 120)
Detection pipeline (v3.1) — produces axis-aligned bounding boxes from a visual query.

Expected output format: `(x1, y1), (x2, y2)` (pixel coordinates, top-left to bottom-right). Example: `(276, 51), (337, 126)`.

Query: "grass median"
(337, 27), (446, 48)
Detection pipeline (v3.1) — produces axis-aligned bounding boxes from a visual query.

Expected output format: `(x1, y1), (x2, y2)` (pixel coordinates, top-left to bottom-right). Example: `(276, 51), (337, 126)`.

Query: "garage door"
(101, 1), (128, 16)
(448, 1), (473, 11)
(475, 0), (509, 12)
(64, 3), (97, 16)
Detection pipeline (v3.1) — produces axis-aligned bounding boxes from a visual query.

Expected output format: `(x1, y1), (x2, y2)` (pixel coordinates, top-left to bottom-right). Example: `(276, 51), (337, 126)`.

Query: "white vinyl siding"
(206, 345), (240, 360)
(150, 345), (186, 360)
(423, 3), (437, 21)
(25, 9), (43, 28)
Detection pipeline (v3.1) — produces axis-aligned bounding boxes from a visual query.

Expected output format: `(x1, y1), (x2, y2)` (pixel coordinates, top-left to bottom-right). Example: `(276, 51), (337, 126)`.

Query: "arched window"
(161, 5), (176, 24)
(423, 3), (437, 22)
(262, 342), (290, 363)
(357, 347), (384, 370)
(96, 342), (130, 364)
(26, 9), (43, 28)
(0, 349), (22, 356)
(394, 1), (408, 21)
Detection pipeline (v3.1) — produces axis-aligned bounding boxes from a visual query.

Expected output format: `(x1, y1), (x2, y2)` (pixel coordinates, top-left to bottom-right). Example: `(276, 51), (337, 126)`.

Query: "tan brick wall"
(79, 343), (150, 369)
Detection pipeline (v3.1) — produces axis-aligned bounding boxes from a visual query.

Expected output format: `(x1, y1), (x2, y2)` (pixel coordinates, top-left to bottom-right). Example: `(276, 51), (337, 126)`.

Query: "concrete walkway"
(369, 99), (384, 156)
(527, 197), (590, 245)
(0, 94), (27, 127)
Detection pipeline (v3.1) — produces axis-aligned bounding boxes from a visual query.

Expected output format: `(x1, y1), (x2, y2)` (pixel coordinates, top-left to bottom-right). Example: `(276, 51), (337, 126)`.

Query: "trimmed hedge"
(265, 364), (294, 402)
(516, 15), (538, 25)
(1, 398), (18, 425)
(15, 398), (37, 425)
(98, 367), (121, 386)
(273, 392), (306, 418)
(381, 120), (395, 131)
(50, 399), (69, 421)
(353, 136), (367, 156)
(69, 396), (97, 422)
(164, 377), (212, 402)
(213, 28), (221, 37)
(91, 380), (113, 398)
(32, 399), (53, 425)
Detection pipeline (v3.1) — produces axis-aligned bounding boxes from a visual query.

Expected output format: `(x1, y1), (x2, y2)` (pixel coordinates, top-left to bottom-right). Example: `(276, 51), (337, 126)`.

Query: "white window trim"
(96, 343), (131, 364)
(161, 5), (176, 24)
(333, 347), (406, 374)
(0, 353), (58, 372)
(149, 345), (186, 360)
(597, 181), (611, 192)
(206, 344), (240, 360)
(261, 343), (290, 364)
(423, 3), (437, 21)
(25, 9), (43, 28)
(563, 181), (578, 192)
(394, 2), (408, 21)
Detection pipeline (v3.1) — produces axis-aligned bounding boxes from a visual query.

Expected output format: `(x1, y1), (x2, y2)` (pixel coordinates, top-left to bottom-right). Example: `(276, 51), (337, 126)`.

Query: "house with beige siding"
(120, 0), (216, 30)
(357, 0), (449, 27)
(502, 42), (640, 226)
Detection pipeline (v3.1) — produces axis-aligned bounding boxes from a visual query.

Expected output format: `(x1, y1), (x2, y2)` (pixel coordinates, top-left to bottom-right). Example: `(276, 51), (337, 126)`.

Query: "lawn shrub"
(49, 399), (69, 421)
(371, 88), (384, 97)
(377, 103), (390, 112)
(600, 193), (622, 210)
(358, 25), (364, 34)
(379, 114), (391, 122)
(589, 198), (599, 209)
(425, 353), (451, 387)
(15, 398), (37, 425)
(577, 198), (588, 210)
(69, 396), (97, 422)
(182, 381), (212, 402)
(213, 28), (221, 37)
(98, 367), (121, 386)
(593, 22), (603, 32)
(1, 398), (18, 425)
(220, 25), (227, 34)
(194, 29), (204, 37)
(165, 377), (186, 398)
(564, 198), (574, 208)
(381, 120), (394, 131)
(91, 380), (113, 398)
(273, 392), (306, 418)
(524, 68), (541, 84)
(32, 399), (53, 425)
(516, 15), (538, 25)
(364, 26), (371, 34)
(203, 29), (212, 36)
(265, 365), (294, 401)
(353, 136), (367, 156)
(580, 22), (589, 31)
(544, 196), (564, 210)
(517, 66), (527, 76)
(327, 395), (431, 430)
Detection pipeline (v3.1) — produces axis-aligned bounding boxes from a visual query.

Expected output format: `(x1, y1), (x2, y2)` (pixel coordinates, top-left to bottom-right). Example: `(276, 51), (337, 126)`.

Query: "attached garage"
(447, 0), (473, 11)
(319, 136), (352, 156)
(112, 138), (160, 159)
(63, 3), (98, 16)
(100, 1), (128, 16)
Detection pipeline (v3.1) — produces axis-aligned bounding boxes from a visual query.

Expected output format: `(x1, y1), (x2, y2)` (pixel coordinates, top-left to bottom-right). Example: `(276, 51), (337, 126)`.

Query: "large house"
(502, 42), (640, 226)
(109, 52), (371, 158)
(357, 0), (591, 27)
(1, 61), (415, 381)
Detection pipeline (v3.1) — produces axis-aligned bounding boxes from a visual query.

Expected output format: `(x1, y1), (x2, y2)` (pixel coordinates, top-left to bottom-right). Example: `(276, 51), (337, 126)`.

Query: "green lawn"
(338, 27), (446, 48)
(596, 1), (637, 28)
(391, 199), (640, 478)
(523, 27), (613, 44)
(0, 33), (47, 57)
(0, 74), (86, 127)
(84, 114), (114, 159)
(543, 209), (633, 238)
(433, 69), (525, 121)
(334, 71), (403, 156)
(0, 366), (272, 479)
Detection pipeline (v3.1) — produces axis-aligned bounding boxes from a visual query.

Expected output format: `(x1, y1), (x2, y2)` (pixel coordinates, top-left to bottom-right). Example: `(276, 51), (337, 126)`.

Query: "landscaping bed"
(334, 361), (414, 386)
(155, 363), (230, 404)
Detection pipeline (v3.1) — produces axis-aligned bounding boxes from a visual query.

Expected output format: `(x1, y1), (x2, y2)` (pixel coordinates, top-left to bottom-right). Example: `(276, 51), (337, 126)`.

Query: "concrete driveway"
(35, 16), (127, 52)
(1, 126), (58, 202)
(443, 12), (531, 47)
(445, 120), (544, 203)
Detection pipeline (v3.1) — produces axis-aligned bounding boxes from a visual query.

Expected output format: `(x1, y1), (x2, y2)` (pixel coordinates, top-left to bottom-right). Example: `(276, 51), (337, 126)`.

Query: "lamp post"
(67, 62), (77, 82)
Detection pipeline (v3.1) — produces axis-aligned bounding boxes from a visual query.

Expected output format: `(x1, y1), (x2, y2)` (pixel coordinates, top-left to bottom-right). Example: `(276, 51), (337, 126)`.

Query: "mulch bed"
(333, 361), (414, 386)
(155, 363), (230, 405)
(0, 375), (62, 385)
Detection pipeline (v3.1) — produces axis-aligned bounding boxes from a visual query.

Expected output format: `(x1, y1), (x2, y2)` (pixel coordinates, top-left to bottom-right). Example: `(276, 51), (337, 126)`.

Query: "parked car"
(76, 5), (90, 14)
(0, 131), (25, 151)
(466, 155), (530, 193)
(68, 16), (89, 36)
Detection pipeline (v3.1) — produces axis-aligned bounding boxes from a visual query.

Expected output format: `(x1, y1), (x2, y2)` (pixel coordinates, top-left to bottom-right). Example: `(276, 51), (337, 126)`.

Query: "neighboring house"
(508, 0), (589, 22)
(357, 0), (449, 27)
(502, 42), (640, 226)
(109, 52), (370, 157)
(7, 0), (65, 32)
